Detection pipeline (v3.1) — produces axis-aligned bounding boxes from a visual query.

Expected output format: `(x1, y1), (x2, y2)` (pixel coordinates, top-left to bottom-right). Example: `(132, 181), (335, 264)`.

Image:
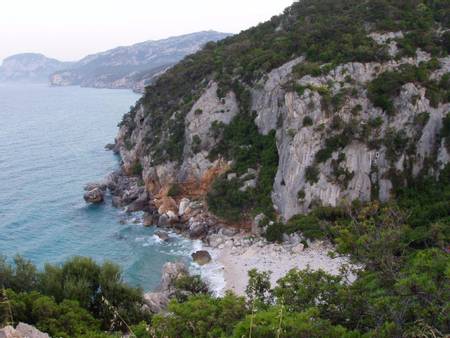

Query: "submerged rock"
(83, 187), (104, 203)
(155, 230), (170, 242)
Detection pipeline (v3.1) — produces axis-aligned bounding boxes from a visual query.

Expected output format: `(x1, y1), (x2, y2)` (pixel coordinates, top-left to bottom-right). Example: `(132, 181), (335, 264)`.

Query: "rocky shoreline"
(84, 161), (353, 312)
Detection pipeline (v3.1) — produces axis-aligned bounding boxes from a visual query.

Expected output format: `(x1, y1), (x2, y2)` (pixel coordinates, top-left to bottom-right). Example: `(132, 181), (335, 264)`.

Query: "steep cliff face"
(115, 0), (450, 224)
(256, 51), (449, 219)
(117, 81), (238, 207)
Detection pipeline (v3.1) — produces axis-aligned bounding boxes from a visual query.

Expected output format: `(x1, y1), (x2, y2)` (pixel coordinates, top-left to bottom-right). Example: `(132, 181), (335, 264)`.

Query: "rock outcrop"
(115, 49), (450, 222)
(0, 323), (50, 338)
(143, 262), (188, 313)
(83, 187), (104, 204)
(104, 0), (449, 232)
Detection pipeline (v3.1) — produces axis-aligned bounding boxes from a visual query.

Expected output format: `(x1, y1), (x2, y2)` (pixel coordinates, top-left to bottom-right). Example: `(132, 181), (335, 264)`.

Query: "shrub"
(305, 166), (320, 184)
(384, 129), (409, 163)
(292, 62), (323, 78)
(245, 269), (273, 307)
(173, 275), (210, 303)
(207, 175), (249, 222)
(303, 116), (314, 127)
(232, 307), (353, 338)
(208, 112), (278, 221)
(264, 222), (285, 243)
(130, 162), (143, 176)
(351, 104), (363, 115)
(167, 183), (182, 198)
(152, 293), (247, 338)
(368, 116), (384, 129)
(284, 214), (328, 240)
(1, 256), (148, 334)
(191, 135), (202, 154)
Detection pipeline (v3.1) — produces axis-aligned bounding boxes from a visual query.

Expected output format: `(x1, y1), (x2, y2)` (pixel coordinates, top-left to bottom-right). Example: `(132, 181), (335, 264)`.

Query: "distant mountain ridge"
(0, 53), (72, 82)
(49, 31), (231, 92)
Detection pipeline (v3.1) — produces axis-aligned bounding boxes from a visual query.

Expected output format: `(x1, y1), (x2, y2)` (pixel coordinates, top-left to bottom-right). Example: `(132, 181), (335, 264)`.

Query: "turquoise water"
(0, 83), (194, 291)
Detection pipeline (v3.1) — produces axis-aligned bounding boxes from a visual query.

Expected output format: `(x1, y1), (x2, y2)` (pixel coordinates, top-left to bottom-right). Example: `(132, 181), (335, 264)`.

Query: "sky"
(0, 0), (296, 63)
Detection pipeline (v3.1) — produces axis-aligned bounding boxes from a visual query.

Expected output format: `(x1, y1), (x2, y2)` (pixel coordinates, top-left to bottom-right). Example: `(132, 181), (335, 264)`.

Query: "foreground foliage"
(0, 256), (149, 337)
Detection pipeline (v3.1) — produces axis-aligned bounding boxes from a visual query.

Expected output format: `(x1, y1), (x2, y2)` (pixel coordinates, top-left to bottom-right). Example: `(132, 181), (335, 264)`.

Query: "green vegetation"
(442, 112), (450, 150)
(167, 183), (182, 198)
(130, 162), (143, 176)
(302, 116), (313, 127)
(0, 256), (149, 337)
(120, 0), (449, 166)
(2, 169), (449, 337)
(368, 61), (448, 115)
(207, 87), (279, 221)
(126, 173), (450, 336)
(305, 165), (320, 184)
(34, 1), (449, 336)
(191, 135), (202, 154)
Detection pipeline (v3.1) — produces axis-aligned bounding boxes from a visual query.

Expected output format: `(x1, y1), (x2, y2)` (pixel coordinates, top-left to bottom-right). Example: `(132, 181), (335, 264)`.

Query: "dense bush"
(151, 293), (247, 337)
(5, 290), (101, 338)
(0, 256), (149, 335)
(305, 165), (320, 184)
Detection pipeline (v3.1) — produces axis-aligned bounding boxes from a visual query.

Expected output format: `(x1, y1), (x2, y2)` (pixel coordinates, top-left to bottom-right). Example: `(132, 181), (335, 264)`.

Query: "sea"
(0, 82), (223, 292)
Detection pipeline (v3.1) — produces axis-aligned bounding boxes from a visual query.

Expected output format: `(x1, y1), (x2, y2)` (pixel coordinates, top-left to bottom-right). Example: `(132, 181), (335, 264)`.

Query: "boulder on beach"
(191, 250), (212, 265)
(83, 187), (104, 203)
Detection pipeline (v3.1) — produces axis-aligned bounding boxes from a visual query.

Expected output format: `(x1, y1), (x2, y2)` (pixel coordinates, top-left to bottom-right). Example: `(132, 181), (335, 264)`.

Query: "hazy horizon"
(1, 0), (295, 63)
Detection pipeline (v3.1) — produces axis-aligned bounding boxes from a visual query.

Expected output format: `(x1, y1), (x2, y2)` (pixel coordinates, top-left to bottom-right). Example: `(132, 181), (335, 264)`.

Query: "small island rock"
(83, 187), (104, 203)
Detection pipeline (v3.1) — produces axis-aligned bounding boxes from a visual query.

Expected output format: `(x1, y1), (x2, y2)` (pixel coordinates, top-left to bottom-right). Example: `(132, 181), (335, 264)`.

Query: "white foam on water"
(188, 241), (226, 297)
(132, 224), (226, 296)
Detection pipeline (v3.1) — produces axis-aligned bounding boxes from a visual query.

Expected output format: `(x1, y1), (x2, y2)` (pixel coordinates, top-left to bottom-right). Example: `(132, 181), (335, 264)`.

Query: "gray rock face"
(143, 262), (188, 313)
(256, 49), (449, 220)
(115, 34), (450, 222)
(0, 323), (49, 338)
(189, 222), (208, 239)
(252, 214), (266, 236)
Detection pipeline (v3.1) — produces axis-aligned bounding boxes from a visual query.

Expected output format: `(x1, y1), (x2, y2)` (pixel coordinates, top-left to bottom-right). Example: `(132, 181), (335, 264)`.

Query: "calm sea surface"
(0, 83), (195, 291)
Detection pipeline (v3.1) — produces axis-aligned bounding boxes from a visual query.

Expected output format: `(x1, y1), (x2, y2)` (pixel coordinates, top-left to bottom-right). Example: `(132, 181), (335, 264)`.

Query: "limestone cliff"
(113, 0), (450, 225)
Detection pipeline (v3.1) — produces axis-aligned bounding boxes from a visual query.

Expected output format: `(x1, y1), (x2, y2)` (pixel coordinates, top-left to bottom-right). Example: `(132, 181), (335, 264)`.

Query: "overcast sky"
(1, 0), (295, 63)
